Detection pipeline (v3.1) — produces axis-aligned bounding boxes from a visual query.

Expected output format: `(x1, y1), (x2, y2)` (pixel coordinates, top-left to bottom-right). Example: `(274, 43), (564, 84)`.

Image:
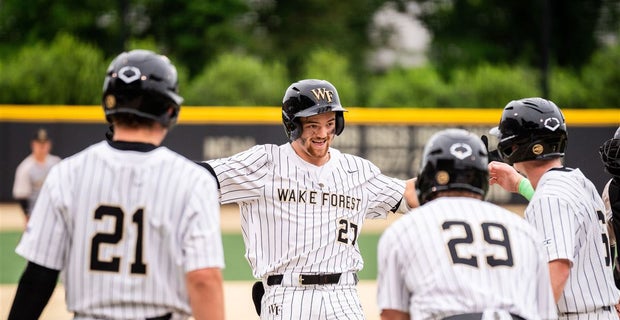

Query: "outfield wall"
(1, 105), (618, 203)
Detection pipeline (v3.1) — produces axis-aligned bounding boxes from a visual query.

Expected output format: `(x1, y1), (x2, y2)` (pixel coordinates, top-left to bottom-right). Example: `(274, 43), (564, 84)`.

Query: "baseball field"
(0, 202), (526, 319)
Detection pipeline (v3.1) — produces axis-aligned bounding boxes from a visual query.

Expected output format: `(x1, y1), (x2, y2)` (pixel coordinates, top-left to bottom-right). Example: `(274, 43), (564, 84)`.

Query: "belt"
(443, 313), (524, 320)
(267, 273), (342, 286)
(74, 312), (171, 320)
(561, 305), (612, 315)
(147, 313), (172, 320)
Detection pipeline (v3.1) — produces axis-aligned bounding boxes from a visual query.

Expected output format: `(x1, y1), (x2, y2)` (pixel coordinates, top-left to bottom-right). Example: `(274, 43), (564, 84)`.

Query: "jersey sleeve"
(181, 174), (225, 272)
(603, 180), (612, 221)
(535, 239), (559, 319)
(377, 226), (411, 313)
(12, 158), (32, 199)
(365, 173), (406, 220)
(206, 145), (270, 204)
(15, 165), (69, 270)
(526, 196), (576, 263)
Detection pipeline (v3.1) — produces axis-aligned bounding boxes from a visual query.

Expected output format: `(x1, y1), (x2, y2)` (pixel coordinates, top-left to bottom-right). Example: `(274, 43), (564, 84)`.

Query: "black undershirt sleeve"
(17, 199), (28, 214)
(608, 179), (620, 289)
(8, 261), (60, 320)
(610, 179), (620, 248)
(390, 199), (402, 213)
(195, 161), (220, 189)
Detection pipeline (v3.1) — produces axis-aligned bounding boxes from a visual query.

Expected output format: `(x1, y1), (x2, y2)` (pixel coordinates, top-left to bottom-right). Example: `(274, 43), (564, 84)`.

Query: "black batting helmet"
(600, 127), (620, 177)
(102, 49), (183, 127)
(490, 97), (567, 165)
(282, 79), (347, 141)
(416, 128), (489, 205)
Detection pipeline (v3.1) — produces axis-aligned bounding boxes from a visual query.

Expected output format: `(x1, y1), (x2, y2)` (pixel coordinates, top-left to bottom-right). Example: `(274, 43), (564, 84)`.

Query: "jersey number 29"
(442, 220), (514, 268)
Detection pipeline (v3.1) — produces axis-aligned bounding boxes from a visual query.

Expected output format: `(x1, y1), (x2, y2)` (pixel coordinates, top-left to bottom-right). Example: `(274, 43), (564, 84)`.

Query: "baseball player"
(377, 128), (557, 320)
(12, 127), (61, 221)
(8, 49), (225, 320)
(599, 127), (620, 273)
(199, 79), (418, 319)
(489, 97), (620, 319)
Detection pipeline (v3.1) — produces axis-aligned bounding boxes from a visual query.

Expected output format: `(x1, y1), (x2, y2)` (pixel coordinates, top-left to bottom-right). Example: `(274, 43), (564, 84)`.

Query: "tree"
(246, 0), (388, 81)
(0, 0), (251, 77)
(183, 53), (288, 106)
(0, 34), (105, 104)
(137, 0), (251, 77)
(408, 0), (620, 78)
(0, 0), (115, 56)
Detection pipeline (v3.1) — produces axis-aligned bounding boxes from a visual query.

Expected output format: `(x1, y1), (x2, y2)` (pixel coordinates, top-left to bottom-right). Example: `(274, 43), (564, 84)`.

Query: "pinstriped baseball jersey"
(206, 143), (406, 278)
(526, 167), (620, 317)
(16, 141), (224, 320)
(377, 197), (557, 320)
(12, 153), (61, 214)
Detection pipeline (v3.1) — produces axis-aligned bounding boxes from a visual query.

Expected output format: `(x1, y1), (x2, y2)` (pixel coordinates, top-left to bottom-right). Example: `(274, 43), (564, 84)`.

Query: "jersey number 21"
(89, 205), (147, 275)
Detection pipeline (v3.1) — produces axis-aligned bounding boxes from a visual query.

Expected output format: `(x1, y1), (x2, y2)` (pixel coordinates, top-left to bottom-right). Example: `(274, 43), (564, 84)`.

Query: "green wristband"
(518, 178), (534, 201)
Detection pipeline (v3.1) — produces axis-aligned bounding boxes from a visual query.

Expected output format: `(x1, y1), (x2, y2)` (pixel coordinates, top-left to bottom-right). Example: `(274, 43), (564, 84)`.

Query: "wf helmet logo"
(311, 88), (334, 102)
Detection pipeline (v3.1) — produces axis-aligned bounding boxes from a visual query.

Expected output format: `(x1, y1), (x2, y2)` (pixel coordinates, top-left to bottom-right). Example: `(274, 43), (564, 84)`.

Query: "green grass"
(0, 231), (25, 283)
(0, 231), (380, 284)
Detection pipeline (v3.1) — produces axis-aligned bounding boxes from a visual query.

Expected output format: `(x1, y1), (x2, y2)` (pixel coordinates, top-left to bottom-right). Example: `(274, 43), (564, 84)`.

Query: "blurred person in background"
(12, 128), (61, 223)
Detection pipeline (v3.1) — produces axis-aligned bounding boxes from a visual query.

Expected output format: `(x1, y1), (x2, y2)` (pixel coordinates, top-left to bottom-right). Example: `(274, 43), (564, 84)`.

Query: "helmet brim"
(294, 105), (347, 119)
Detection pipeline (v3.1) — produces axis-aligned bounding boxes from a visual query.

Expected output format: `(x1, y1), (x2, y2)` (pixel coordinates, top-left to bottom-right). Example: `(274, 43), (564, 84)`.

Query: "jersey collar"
(107, 140), (158, 152)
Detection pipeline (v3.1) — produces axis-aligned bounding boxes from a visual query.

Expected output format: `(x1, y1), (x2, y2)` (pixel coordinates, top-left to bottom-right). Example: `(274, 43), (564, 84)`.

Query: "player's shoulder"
(15, 154), (36, 170)
(540, 167), (592, 188)
(148, 147), (220, 189)
(333, 148), (381, 173)
(53, 140), (105, 164)
(49, 154), (62, 163)
(228, 143), (276, 159)
(537, 168), (600, 202)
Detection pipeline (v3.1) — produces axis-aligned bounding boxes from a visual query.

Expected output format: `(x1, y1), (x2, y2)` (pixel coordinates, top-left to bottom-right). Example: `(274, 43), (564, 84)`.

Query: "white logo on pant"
(268, 303), (282, 316)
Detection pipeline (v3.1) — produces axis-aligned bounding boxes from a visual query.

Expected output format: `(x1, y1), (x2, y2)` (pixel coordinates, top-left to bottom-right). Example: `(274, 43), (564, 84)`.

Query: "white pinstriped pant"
(260, 273), (364, 320)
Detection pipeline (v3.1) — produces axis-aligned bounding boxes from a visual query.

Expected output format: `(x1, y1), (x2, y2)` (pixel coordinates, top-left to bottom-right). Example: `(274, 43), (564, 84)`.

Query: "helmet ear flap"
(335, 112), (345, 136)
(282, 111), (299, 140)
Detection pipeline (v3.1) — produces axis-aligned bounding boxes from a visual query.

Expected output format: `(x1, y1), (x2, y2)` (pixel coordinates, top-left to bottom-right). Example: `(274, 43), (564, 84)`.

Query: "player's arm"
(8, 261), (60, 320)
(548, 259), (571, 302)
(13, 162), (32, 214)
(392, 178), (419, 213)
(16, 199), (29, 214)
(381, 309), (410, 320)
(403, 178), (419, 209)
(186, 267), (225, 320)
(488, 161), (534, 200)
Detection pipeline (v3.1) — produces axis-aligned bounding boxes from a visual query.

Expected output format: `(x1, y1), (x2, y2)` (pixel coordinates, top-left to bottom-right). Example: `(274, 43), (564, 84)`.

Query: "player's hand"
(488, 161), (523, 193)
(615, 300), (620, 318)
(481, 135), (502, 162)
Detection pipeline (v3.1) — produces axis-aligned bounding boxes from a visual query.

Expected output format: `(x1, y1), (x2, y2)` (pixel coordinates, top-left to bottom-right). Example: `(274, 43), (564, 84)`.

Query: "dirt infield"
(0, 202), (526, 319)
(0, 281), (382, 319)
(0, 202), (526, 233)
(0, 203), (246, 233)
